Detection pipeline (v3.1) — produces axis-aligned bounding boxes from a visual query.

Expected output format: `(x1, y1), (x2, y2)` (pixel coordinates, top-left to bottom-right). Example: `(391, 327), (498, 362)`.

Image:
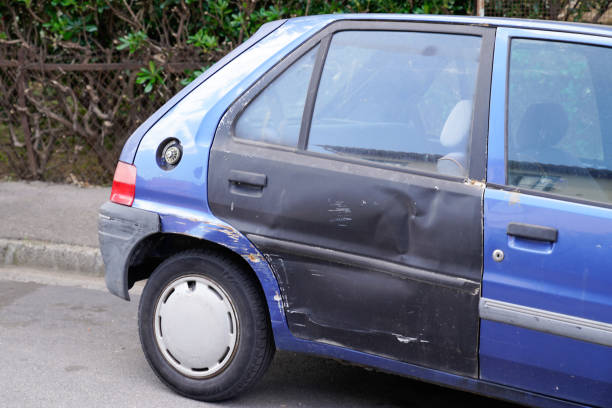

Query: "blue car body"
(99, 14), (612, 407)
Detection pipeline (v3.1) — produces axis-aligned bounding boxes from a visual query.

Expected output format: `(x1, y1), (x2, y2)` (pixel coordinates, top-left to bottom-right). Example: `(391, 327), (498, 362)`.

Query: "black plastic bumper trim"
(98, 201), (160, 300)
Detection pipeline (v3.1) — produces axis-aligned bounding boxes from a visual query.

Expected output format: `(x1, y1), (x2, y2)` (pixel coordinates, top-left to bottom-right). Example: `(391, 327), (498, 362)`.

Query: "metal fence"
(0, 44), (201, 184)
(480, 0), (612, 23)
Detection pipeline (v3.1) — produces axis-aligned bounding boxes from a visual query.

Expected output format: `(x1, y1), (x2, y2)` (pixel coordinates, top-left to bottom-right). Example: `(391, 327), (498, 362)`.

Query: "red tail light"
(110, 161), (136, 206)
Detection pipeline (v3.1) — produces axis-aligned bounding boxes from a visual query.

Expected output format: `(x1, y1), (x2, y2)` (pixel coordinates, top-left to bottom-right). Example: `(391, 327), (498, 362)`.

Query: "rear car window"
(234, 44), (320, 147)
(306, 30), (482, 176)
(507, 39), (612, 204)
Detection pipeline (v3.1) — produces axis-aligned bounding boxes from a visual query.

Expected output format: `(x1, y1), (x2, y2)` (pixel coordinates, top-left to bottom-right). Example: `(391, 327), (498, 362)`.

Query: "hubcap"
(154, 275), (238, 378)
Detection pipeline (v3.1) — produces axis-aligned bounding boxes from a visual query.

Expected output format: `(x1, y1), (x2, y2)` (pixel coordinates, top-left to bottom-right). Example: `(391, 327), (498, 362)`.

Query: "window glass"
(307, 31), (482, 176)
(235, 44), (319, 146)
(507, 39), (612, 203)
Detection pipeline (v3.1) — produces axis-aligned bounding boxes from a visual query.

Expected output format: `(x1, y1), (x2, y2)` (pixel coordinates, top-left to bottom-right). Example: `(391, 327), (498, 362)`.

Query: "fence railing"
(480, 0), (612, 23)
(0, 47), (202, 184)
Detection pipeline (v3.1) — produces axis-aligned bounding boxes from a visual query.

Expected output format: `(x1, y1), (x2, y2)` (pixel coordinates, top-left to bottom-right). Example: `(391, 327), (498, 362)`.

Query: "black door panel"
(211, 144), (483, 281)
(251, 234), (480, 376)
(209, 142), (483, 377)
(208, 21), (493, 378)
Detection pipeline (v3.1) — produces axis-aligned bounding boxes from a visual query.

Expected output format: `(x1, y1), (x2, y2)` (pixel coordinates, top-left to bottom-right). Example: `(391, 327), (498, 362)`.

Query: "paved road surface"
(0, 268), (518, 408)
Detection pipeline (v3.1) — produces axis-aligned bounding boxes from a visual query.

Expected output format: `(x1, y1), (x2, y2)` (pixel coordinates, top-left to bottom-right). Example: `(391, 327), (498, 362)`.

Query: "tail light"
(110, 161), (137, 206)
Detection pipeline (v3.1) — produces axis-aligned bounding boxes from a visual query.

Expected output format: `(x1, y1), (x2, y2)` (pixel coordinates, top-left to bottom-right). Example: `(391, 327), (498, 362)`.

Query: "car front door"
(481, 28), (612, 406)
(209, 21), (494, 377)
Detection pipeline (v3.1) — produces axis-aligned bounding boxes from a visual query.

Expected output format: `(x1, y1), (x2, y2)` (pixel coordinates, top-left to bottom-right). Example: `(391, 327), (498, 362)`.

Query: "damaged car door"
(209, 21), (494, 377)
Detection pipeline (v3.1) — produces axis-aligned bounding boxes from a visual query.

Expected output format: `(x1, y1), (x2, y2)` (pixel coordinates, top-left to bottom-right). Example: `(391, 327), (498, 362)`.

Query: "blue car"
(98, 14), (612, 407)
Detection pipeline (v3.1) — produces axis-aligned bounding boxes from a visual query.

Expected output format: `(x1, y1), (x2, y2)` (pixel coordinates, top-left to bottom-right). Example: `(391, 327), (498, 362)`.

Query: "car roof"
(288, 13), (612, 38)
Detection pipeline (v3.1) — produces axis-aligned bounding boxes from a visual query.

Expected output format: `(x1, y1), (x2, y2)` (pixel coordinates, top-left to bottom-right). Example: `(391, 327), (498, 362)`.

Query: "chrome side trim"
(479, 297), (612, 347)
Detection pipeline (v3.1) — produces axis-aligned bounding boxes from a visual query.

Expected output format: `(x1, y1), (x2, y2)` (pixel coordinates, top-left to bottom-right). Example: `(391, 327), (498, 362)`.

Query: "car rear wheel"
(138, 249), (275, 401)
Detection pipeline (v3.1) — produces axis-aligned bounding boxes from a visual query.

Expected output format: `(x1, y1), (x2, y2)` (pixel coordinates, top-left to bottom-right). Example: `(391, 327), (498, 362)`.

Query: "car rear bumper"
(98, 201), (160, 300)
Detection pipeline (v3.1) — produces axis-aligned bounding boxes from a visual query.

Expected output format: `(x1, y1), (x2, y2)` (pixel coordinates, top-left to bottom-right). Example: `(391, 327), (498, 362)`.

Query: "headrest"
(515, 103), (569, 149)
(437, 152), (466, 176)
(440, 99), (472, 148)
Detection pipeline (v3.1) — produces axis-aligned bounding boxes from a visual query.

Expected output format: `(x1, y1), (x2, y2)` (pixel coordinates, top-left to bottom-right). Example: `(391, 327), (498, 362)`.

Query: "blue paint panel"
(484, 189), (612, 323)
(485, 28), (508, 186)
(483, 27), (612, 407)
(481, 320), (612, 407)
(482, 188), (612, 408)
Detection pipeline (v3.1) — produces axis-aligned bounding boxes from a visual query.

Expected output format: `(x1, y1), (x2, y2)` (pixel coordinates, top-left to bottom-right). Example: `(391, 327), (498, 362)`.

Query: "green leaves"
(136, 61), (165, 93)
(210, 0), (231, 18)
(180, 66), (211, 86)
(253, 5), (286, 23)
(10, 0), (477, 61)
(187, 29), (218, 50)
(5, 0), (479, 105)
(116, 31), (148, 54)
(42, 12), (97, 41)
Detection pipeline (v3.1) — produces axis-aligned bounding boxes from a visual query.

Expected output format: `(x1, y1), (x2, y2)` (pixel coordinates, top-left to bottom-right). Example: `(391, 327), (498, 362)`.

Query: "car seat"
(437, 99), (472, 176)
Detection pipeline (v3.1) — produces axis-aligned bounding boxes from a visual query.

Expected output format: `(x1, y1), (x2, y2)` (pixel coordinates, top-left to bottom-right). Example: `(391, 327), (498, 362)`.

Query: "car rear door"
(481, 28), (612, 406)
(209, 20), (494, 377)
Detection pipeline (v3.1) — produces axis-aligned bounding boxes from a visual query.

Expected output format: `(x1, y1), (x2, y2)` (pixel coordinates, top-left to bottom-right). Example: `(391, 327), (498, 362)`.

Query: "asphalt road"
(0, 268), (518, 408)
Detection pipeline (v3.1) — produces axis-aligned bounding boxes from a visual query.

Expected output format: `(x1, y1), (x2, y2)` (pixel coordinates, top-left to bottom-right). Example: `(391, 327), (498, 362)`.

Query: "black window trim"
(500, 34), (612, 210)
(298, 34), (331, 151)
(225, 19), (495, 183)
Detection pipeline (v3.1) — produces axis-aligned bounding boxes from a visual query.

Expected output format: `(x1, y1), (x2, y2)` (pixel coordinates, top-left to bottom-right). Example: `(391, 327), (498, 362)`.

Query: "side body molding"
(480, 297), (612, 348)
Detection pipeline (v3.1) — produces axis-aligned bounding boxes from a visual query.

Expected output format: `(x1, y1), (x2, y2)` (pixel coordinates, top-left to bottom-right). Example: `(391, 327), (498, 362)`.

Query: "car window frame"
(233, 42), (322, 148)
(487, 27), (612, 209)
(226, 20), (495, 182)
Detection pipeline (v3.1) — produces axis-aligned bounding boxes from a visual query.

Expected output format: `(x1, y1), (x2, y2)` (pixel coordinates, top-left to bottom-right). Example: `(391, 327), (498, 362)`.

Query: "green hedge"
(2, 1), (473, 89)
(0, 1), (468, 184)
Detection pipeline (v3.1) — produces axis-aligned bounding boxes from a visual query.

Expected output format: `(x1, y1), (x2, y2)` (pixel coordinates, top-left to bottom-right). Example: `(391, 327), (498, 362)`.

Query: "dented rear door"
(209, 21), (494, 377)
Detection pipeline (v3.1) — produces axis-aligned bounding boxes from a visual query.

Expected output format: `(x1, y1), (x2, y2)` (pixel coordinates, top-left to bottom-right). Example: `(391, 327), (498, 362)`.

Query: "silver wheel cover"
(154, 275), (239, 378)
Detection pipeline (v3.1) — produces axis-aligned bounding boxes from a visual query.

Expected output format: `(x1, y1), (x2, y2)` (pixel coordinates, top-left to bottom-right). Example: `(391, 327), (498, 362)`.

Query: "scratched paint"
(152, 210), (292, 342)
(328, 199), (353, 227)
(262, 251), (480, 377)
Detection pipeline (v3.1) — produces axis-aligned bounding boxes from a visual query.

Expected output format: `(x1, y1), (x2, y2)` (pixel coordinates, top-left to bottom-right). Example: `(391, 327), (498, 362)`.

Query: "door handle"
(228, 170), (267, 197)
(228, 170), (267, 187)
(507, 222), (557, 243)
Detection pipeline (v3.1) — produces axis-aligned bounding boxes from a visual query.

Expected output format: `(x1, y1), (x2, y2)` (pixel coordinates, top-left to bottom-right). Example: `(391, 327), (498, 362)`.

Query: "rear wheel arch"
(125, 233), (270, 313)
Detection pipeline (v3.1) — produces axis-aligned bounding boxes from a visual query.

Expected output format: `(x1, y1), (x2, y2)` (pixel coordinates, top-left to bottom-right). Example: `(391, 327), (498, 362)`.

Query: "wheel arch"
(127, 233), (238, 286)
(124, 227), (290, 346)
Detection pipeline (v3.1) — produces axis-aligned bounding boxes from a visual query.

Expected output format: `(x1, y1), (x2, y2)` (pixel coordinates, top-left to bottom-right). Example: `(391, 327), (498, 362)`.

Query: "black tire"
(138, 249), (275, 401)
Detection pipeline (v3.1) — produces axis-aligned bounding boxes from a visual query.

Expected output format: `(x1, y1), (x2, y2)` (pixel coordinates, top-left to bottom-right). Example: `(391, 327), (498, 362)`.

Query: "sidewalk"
(0, 181), (110, 276)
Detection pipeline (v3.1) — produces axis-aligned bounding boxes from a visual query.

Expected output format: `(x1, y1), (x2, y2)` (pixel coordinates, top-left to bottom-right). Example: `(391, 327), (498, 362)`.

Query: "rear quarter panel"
(129, 16), (335, 346)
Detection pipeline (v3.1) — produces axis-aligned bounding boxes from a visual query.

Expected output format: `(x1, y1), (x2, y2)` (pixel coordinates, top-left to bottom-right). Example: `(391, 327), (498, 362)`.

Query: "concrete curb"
(0, 238), (104, 276)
